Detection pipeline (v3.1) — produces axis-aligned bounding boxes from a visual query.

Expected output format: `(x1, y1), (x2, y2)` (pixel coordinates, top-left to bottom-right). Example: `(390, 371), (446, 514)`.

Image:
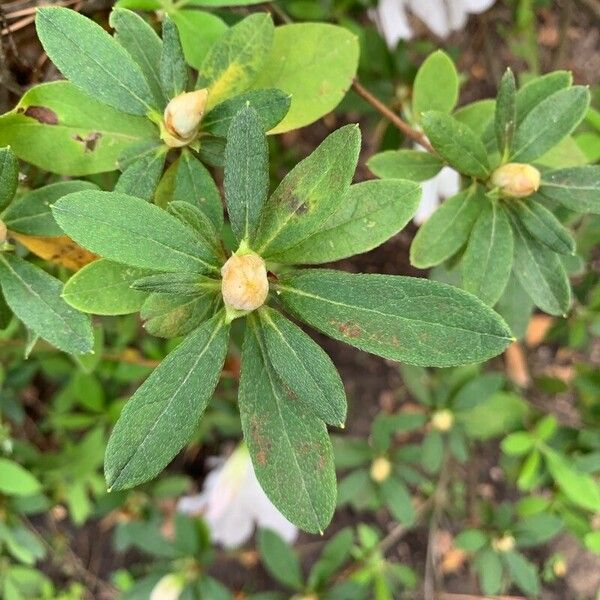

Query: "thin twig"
(1, 14), (34, 36)
(351, 79), (435, 153)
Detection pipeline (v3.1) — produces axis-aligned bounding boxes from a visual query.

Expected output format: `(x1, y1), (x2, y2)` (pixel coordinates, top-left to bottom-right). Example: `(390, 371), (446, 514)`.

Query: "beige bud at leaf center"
(221, 252), (269, 312)
(491, 163), (541, 198)
(431, 409), (454, 432)
(370, 456), (392, 483)
(492, 534), (515, 553)
(162, 89), (209, 148)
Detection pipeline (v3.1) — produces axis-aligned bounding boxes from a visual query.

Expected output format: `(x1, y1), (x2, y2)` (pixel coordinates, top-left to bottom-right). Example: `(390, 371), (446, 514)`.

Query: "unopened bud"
(162, 89), (209, 147)
(150, 574), (184, 600)
(553, 559), (567, 577)
(492, 534), (515, 553)
(221, 252), (269, 312)
(0, 219), (6, 244)
(431, 409), (454, 432)
(491, 163), (541, 198)
(370, 456), (392, 483)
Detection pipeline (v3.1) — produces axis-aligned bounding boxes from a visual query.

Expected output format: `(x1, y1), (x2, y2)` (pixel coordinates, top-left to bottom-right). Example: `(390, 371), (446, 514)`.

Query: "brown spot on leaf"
(256, 450), (267, 466)
(330, 319), (361, 338)
(73, 132), (102, 152)
(20, 106), (58, 125)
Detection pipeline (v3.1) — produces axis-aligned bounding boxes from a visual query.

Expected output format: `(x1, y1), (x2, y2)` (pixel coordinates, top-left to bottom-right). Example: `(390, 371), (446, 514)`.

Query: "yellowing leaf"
(11, 232), (98, 271)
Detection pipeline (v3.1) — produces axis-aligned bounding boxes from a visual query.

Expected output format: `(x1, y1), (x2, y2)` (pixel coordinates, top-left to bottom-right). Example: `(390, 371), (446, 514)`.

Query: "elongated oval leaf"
(511, 86), (590, 162)
(510, 199), (575, 255)
(62, 259), (150, 315)
(36, 7), (156, 115)
(3, 181), (96, 236)
(367, 149), (444, 182)
(110, 8), (165, 108)
(0, 147), (19, 212)
(276, 269), (513, 367)
(114, 145), (166, 201)
(0, 253), (93, 354)
(255, 124), (361, 257)
(259, 307), (346, 426)
(462, 199), (513, 306)
(410, 187), (483, 269)
(268, 179), (421, 265)
(197, 13), (274, 109)
(539, 166), (600, 214)
(0, 82), (157, 176)
(105, 314), (229, 490)
(495, 68), (516, 158)
(412, 50), (459, 120)
(52, 190), (218, 273)
(203, 89), (291, 137)
(224, 105), (269, 243)
(250, 23), (359, 134)
(239, 319), (336, 533)
(0, 459), (42, 497)
(510, 216), (572, 316)
(160, 16), (188, 99)
(422, 111), (490, 179)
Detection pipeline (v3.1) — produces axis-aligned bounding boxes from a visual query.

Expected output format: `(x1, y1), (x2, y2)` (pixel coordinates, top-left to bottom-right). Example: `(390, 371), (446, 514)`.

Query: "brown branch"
(351, 79), (435, 153)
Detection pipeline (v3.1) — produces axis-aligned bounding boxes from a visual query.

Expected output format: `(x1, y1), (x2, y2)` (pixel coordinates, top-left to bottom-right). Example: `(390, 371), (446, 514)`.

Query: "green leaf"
(169, 10), (227, 71)
(180, 0), (269, 5)
(454, 529), (488, 552)
(203, 89), (291, 137)
(0, 147), (19, 212)
(160, 15), (188, 99)
(0, 459), (42, 496)
(515, 71), (572, 124)
(504, 552), (540, 596)
(539, 166), (600, 214)
(367, 150), (444, 182)
(510, 216), (572, 316)
(412, 50), (459, 120)
(0, 82), (157, 176)
(495, 273), (533, 340)
(510, 199), (575, 255)
(380, 476), (414, 524)
(52, 190), (218, 273)
(421, 430), (444, 473)
(422, 111), (490, 179)
(250, 23), (359, 134)
(3, 181), (97, 236)
(164, 150), (223, 230)
(266, 179), (420, 265)
(0, 253), (93, 354)
(584, 531), (600, 555)
(258, 307), (346, 426)
(197, 13), (274, 109)
(141, 291), (218, 338)
(462, 199), (513, 305)
(452, 372), (505, 412)
(255, 124), (361, 257)
(276, 269), (513, 367)
(543, 447), (600, 512)
(105, 314), (229, 490)
(258, 528), (303, 590)
(511, 86), (590, 162)
(239, 318), (336, 533)
(307, 528), (353, 589)
(224, 105), (269, 243)
(454, 100), (496, 137)
(167, 201), (221, 256)
(62, 259), (150, 315)
(109, 8), (165, 108)
(36, 7), (156, 116)
(115, 145), (167, 201)
(410, 187), (483, 269)
(514, 513), (562, 546)
(475, 549), (503, 595)
(501, 432), (534, 456)
(495, 68), (516, 158)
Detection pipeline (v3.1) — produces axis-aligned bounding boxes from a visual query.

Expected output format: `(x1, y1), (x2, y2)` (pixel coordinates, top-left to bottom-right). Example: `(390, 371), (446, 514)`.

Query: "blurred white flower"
(413, 144), (460, 225)
(371, 0), (497, 46)
(150, 574), (185, 600)
(178, 444), (298, 549)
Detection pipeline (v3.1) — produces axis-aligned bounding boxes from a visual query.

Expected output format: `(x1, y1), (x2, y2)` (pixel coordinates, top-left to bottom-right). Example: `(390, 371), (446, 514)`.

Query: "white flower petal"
(370, 0), (413, 47)
(414, 178), (441, 225)
(408, 0), (452, 38)
(461, 0), (496, 14)
(436, 166), (461, 198)
(150, 574), (184, 600)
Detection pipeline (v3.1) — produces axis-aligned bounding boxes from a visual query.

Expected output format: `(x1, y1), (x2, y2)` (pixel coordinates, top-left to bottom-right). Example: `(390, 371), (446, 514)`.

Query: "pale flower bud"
(150, 574), (184, 600)
(0, 219), (6, 244)
(162, 89), (209, 147)
(492, 534), (515, 553)
(431, 409), (454, 432)
(221, 252), (269, 312)
(370, 456), (392, 483)
(491, 163), (541, 198)
(553, 559), (567, 577)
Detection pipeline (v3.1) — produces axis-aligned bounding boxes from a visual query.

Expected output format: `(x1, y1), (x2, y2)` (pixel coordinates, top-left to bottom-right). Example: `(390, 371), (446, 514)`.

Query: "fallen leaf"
(504, 342), (530, 388)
